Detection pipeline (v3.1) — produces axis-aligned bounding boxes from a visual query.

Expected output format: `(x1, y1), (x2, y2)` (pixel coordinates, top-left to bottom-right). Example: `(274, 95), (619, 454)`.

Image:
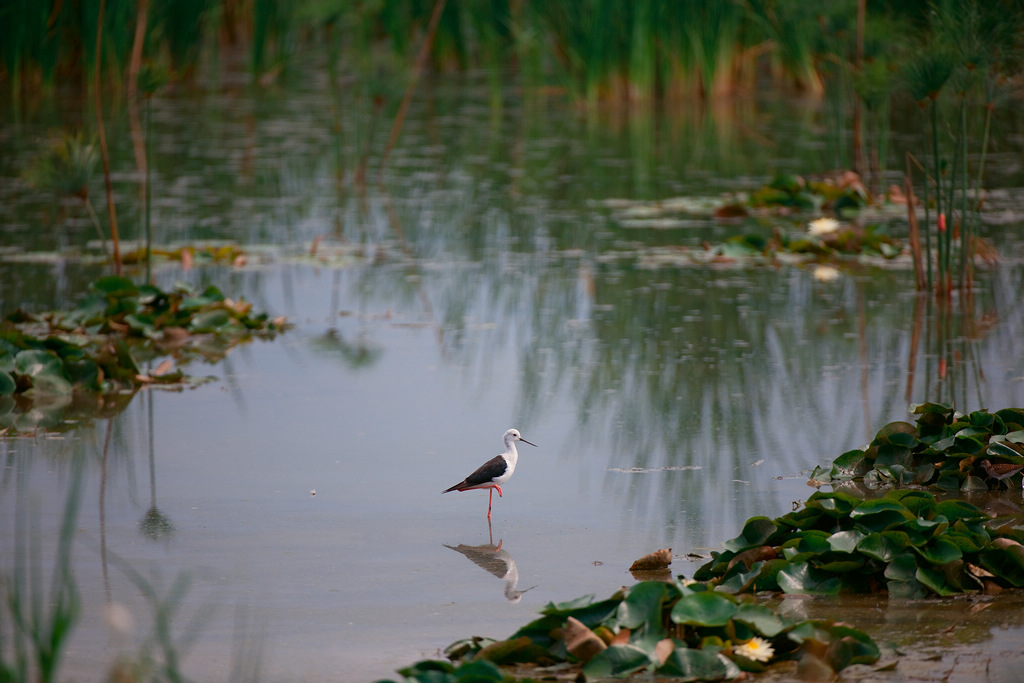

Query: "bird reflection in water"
(444, 521), (536, 603)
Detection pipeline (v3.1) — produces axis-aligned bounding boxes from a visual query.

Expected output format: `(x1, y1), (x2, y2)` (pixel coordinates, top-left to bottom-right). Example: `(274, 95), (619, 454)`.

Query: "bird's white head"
(504, 428), (537, 448)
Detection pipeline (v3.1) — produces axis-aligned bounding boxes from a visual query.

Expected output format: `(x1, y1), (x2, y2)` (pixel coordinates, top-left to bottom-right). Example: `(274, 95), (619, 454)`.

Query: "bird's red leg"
(487, 488), (493, 519)
(495, 485), (503, 498)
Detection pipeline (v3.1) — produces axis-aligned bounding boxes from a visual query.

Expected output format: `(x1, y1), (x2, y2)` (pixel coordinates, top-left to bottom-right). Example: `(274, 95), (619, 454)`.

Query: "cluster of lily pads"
(606, 172), (906, 265)
(383, 404), (1024, 682)
(810, 403), (1024, 490)
(693, 488), (1024, 598)
(747, 173), (869, 214)
(383, 580), (878, 682)
(1, 275), (287, 433)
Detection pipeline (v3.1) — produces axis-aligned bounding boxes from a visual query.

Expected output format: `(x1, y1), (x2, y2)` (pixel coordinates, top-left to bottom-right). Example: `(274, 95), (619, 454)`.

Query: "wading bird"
(978, 459), (1024, 490)
(443, 428), (536, 518)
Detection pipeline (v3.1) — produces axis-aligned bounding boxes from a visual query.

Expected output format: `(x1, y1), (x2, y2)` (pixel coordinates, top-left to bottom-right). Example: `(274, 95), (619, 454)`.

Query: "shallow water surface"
(3, 68), (1024, 681)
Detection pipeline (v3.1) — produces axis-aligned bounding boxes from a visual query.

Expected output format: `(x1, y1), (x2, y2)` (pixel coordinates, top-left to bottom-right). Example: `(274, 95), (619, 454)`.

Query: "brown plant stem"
(94, 0), (123, 276)
(377, 0), (448, 185)
(128, 0), (150, 281)
(903, 173), (926, 291)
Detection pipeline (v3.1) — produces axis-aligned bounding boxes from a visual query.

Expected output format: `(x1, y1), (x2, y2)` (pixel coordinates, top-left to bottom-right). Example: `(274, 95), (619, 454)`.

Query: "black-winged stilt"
(443, 428), (536, 518)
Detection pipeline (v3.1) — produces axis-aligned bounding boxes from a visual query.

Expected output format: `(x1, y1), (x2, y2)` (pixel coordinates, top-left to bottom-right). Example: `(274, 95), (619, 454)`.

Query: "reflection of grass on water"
(1, 466), (259, 682)
(3, 463), (81, 683)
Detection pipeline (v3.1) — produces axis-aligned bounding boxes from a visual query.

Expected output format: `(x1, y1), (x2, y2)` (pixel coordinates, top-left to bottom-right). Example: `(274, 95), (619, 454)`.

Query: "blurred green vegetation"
(1, 0), (1019, 105)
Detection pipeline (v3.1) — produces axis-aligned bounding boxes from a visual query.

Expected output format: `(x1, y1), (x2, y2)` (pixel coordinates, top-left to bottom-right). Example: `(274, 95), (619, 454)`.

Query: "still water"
(3, 66), (1024, 681)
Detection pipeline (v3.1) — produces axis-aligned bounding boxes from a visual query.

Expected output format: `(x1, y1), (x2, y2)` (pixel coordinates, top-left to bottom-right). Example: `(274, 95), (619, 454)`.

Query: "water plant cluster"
(383, 579), (878, 682)
(810, 403), (1024, 490)
(0, 275), (287, 433)
(693, 488), (1024, 598)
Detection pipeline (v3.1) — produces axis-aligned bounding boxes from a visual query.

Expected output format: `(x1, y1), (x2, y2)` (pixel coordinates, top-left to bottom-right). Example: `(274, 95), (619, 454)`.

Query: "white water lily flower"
(808, 217), (840, 236)
(813, 265), (840, 282)
(734, 636), (774, 663)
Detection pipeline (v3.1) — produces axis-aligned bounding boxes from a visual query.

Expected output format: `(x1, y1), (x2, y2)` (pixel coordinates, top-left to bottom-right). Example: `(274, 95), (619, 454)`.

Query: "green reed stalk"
(928, 97), (942, 295)
(629, 0), (656, 102)
(945, 97), (964, 295)
(957, 98), (969, 290)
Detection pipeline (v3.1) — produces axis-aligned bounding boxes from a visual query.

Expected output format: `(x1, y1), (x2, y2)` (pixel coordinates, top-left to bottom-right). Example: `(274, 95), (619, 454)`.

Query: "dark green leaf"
(657, 647), (732, 680)
(723, 517), (777, 552)
(189, 309), (232, 332)
(915, 565), (958, 596)
(0, 372), (14, 396)
(933, 500), (986, 523)
(776, 562), (841, 595)
(883, 552), (918, 582)
(670, 592), (738, 627)
(14, 349), (72, 395)
(827, 530), (866, 553)
(979, 547), (1024, 587)
(617, 581), (671, 630)
(806, 491), (859, 517)
(583, 644), (651, 677)
(857, 531), (910, 563)
(91, 275), (138, 296)
(453, 659), (504, 681)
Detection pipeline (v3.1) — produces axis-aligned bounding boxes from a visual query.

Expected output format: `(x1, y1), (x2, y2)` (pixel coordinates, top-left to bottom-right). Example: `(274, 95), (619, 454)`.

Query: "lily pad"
(582, 644), (651, 677)
(670, 591), (738, 627)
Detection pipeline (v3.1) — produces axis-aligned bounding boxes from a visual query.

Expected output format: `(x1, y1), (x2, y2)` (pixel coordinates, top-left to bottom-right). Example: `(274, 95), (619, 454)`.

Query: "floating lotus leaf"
(915, 565), (959, 596)
(912, 537), (962, 565)
(813, 553), (865, 573)
(536, 594), (621, 629)
(656, 648), (735, 681)
(616, 581), (674, 631)
(670, 591), (738, 627)
(806, 490), (860, 516)
(987, 441), (1024, 461)
(0, 371), (14, 396)
(934, 500), (986, 522)
(582, 644), (651, 677)
(824, 626), (881, 668)
(723, 516), (777, 552)
(189, 309), (233, 333)
(14, 349), (73, 395)
(827, 530), (867, 553)
(732, 603), (787, 638)
(979, 547), (1024, 587)
(776, 563), (841, 594)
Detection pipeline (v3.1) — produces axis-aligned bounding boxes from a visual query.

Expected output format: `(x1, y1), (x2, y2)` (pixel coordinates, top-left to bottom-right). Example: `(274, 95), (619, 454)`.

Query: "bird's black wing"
(444, 454), (507, 492)
(444, 543), (509, 578)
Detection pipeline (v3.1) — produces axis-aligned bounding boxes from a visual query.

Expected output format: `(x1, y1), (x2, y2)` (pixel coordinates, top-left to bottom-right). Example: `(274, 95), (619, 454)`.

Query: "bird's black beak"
(520, 438), (537, 447)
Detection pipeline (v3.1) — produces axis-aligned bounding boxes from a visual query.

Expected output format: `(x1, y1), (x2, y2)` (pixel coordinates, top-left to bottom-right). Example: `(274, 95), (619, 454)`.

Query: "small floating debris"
(606, 465), (701, 474)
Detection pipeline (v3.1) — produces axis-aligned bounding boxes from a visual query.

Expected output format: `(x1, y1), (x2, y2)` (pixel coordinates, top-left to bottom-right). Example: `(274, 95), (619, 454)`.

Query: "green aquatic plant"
(693, 487), (1024, 598)
(810, 403), (1024, 491)
(0, 276), (288, 433)
(22, 132), (109, 261)
(382, 579), (877, 682)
